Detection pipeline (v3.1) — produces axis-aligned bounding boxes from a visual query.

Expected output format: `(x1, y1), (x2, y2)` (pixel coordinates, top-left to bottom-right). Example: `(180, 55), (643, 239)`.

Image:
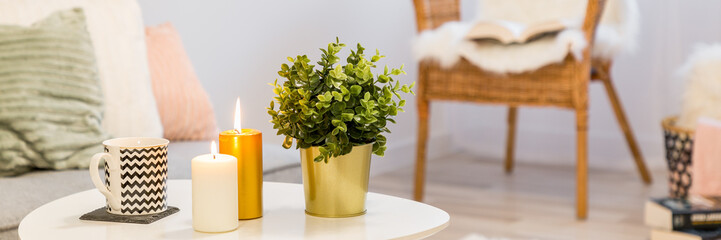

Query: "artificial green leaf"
(350, 85), (362, 96)
(341, 113), (354, 121)
(332, 91), (343, 101)
(362, 66), (373, 81)
(331, 102), (346, 115)
(329, 65), (348, 80)
(282, 136), (293, 149)
(378, 74), (389, 83)
(340, 86), (349, 96)
(391, 68), (404, 75)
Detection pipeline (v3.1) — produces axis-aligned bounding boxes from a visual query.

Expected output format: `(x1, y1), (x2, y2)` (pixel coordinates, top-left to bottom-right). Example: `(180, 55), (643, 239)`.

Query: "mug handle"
(89, 153), (121, 210)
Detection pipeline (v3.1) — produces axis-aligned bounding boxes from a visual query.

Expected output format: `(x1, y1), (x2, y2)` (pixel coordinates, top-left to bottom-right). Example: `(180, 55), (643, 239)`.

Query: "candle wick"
(234, 129), (240, 134)
(213, 154), (216, 160)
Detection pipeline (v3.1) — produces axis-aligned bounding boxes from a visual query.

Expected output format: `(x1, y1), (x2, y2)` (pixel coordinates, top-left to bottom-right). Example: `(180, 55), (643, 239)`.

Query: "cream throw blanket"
(0, 9), (109, 176)
(413, 0), (639, 74)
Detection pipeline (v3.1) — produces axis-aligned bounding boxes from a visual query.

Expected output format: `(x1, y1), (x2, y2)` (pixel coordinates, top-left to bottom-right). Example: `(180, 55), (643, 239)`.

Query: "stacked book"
(645, 196), (721, 240)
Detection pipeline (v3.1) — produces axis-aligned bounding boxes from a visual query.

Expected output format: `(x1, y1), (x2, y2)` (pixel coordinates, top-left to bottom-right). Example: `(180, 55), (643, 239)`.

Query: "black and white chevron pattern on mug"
(104, 146), (112, 212)
(118, 146), (168, 215)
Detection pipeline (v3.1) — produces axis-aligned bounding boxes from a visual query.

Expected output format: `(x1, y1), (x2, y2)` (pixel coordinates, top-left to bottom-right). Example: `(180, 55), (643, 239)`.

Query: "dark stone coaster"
(79, 206), (179, 224)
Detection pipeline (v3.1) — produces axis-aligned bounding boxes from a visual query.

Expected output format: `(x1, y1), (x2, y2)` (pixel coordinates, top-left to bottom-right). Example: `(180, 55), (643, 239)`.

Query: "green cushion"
(0, 8), (109, 176)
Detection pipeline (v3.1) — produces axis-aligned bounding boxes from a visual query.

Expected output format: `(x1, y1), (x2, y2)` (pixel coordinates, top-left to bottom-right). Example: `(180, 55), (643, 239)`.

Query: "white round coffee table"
(19, 180), (449, 239)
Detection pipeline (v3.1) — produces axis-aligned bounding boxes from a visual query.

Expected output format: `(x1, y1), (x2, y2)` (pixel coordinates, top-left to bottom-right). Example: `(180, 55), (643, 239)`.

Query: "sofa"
(0, 1), (307, 239)
(0, 141), (301, 240)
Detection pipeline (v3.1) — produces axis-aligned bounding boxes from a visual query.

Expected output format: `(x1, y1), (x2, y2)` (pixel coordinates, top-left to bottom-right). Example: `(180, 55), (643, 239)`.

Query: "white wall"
(450, 0), (721, 171)
(140, 0), (721, 173)
(138, 0), (452, 174)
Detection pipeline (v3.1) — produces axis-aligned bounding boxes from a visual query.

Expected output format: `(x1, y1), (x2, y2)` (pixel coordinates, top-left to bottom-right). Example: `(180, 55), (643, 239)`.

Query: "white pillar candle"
(192, 141), (239, 233)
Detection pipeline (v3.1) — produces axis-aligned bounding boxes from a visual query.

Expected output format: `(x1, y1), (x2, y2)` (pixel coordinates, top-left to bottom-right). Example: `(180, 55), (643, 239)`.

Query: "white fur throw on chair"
(678, 44), (721, 130)
(413, 0), (639, 74)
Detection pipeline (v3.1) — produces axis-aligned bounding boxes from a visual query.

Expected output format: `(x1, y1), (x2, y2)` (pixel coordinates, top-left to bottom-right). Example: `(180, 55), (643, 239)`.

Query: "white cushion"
(0, 0), (163, 138)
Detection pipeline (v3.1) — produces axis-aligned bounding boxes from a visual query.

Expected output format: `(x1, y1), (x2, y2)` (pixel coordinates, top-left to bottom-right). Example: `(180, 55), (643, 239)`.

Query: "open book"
(465, 20), (566, 44)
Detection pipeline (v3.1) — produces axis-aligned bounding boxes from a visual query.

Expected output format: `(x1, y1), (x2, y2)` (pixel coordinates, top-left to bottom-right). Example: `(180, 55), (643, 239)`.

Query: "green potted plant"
(268, 38), (414, 217)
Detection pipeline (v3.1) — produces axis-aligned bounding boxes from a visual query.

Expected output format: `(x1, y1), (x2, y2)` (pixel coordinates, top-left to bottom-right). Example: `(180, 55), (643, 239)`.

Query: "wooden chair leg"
(576, 109), (589, 220)
(504, 107), (518, 173)
(600, 76), (652, 184)
(414, 98), (430, 202)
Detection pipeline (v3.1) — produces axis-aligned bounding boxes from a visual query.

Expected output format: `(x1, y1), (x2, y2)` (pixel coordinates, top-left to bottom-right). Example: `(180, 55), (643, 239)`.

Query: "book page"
(520, 21), (566, 41)
(492, 20), (525, 38)
(465, 19), (566, 44)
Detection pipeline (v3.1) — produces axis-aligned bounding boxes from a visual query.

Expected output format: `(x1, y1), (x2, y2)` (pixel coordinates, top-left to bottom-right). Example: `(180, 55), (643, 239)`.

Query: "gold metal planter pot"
(300, 143), (373, 218)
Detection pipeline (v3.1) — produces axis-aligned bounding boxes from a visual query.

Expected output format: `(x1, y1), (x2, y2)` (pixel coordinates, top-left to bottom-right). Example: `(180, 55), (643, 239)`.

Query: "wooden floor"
(368, 152), (666, 240)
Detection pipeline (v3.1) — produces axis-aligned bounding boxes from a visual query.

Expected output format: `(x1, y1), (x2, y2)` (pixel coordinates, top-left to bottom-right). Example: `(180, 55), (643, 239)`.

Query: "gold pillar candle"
(219, 98), (263, 220)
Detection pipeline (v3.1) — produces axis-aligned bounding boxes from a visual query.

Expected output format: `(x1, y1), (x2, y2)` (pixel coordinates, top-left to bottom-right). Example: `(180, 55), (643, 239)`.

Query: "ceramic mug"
(89, 137), (169, 215)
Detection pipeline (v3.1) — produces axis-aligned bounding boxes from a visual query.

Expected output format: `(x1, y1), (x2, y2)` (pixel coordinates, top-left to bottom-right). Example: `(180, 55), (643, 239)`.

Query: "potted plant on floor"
(268, 38), (414, 217)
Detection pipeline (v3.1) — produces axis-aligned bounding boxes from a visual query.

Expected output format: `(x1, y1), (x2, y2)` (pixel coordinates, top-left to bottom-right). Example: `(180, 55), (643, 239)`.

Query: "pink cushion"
(146, 23), (217, 141)
(690, 118), (721, 196)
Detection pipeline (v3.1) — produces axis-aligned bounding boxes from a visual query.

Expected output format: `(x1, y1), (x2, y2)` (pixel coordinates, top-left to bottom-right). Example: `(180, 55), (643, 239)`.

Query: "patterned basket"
(662, 116), (695, 199)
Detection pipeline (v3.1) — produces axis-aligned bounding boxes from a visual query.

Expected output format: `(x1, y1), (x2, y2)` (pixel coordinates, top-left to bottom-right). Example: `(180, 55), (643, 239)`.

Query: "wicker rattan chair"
(412, 0), (652, 219)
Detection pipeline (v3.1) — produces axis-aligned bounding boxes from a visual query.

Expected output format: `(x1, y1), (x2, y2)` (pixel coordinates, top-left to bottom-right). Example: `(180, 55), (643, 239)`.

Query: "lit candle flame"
(234, 97), (241, 132)
(211, 141), (217, 159)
